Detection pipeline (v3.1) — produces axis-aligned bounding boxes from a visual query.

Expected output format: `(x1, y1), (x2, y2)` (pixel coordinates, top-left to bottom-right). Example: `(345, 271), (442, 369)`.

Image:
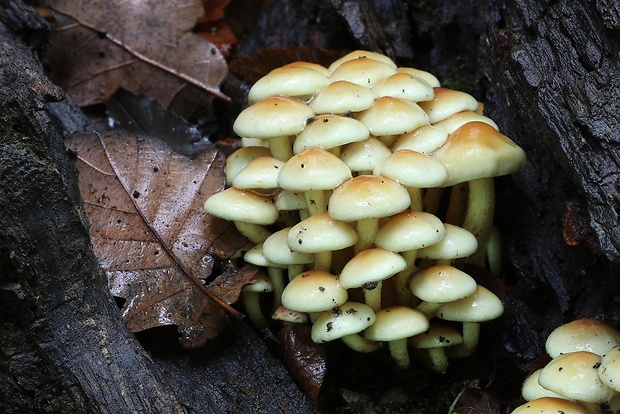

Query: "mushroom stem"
(341, 334), (380, 353)
(388, 338), (411, 370)
(363, 282), (383, 312)
(394, 249), (418, 306)
(354, 218), (379, 253)
(304, 190), (327, 215)
(287, 264), (305, 282)
(268, 136), (294, 161)
(486, 225), (503, 275)
(313, 251), (333, 271)
(461, 177), (495, 266)
(241, 291), (269, 330)
(267, 267), (285, 309)
(407, 187), (423, 212)
(414, 301), (443, 318)
(446, 322), (480, 358)
(234, 221), (272, 244)
(413, 348), (449, 374)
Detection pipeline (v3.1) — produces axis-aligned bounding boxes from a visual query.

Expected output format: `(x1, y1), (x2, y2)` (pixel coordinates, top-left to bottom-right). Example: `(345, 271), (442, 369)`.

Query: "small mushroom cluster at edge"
(513, 318), (620, 414)
(204, 50), (526, 372)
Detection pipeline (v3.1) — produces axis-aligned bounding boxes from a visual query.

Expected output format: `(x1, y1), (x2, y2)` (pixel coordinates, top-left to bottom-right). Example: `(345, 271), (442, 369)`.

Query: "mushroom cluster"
(204, 50), (526, 371)
(513, 318), (620, 413)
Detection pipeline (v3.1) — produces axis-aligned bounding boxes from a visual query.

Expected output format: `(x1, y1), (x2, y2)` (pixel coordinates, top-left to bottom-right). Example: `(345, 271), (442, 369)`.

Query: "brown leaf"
(44, 0), (229, 112)
(66, 130), (249, 348)
(278, 324), (327, 406)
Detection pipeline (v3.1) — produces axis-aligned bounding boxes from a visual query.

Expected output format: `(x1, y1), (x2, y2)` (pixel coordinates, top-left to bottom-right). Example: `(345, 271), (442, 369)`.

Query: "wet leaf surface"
(44, 0), (229, 112)
(107, 88), (210, 159)
(278, 324), (327, 406)
(66, 130), (249, 348)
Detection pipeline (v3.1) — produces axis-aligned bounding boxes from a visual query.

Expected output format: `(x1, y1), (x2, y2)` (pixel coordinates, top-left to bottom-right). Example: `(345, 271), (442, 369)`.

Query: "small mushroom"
(431, 121), (526, 265)
(520, 368), (565, 401)
(374, 210), (446, 306)
(409, 264), (478, 318)
(418, 87), (479, 124)
(281, 269), (348, 314)
(233, 96), (315, 161)
(240, 270), (274, 330)
(287, 213), (358, 271)
(311, 301), (379, 353)
(511, 397), (600, 414)
(364, 306), (429, 370)
(545, 318), (620, 358)
(437, 285), (504, 358)
(538, 351), (615, 404)
(598, 345), (620, 393)
(328, 175), (410, 253)
(278, 147), (352, 216)
(409, 323), (463, 373)
(339, 247), (407, 311)
(247, 64), (330, 104)
(204, 187), (278, 243)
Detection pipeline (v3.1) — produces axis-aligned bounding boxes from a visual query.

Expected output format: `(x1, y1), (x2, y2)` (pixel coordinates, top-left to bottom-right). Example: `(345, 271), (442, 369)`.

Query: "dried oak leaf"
(66, 130), (250, 348)
(44, 0), (229, 112)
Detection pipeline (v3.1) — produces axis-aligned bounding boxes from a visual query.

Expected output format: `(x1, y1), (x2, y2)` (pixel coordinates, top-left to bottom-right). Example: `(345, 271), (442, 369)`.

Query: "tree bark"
(0, 1), (316, 413)
(482, 0), (620, 369)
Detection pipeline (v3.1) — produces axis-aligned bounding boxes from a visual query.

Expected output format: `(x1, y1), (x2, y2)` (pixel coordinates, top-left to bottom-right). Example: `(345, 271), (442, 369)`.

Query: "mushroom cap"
(545, 318), (620, 358)
(538, 351), (615, 404)
(418, 87), (479, 124)
(262, 228), (315, 266)
(271, 305), (310, 324)
(339, 247), (408, 289)
(232, 156), (285, 193)
(371, 72), (434, 102)
(224, 146), (273, 186)
(373, 149), (448, 188)
(311, 301), (377, 343)
(432, 121), (527, 186)
(396, 67), (441, 88)
(293, 114), (370, 154)
(374, 210), (446, 252)
(329, 57), (398, 88)
(277, 147), (352, 191)
(417, 223), (478, 260)
(355, 97), (429, 136)
(281, 61), (331, 76)
(287, 213), (358, 253)
(364, 306), (429, 341)
(273, 189), (307, 211)
(511, 397), (598, 414)
(521, 369), (565, 402)
(204, 187), (278, 225)
(392, 125), (449, 154)
(409, 323), (463, 349)
(310, 80), (376, 114)
(328, 50), (397, 72)
(598, 345), (620, 392)
(432, 110), (499, 134)
(328, 175), (411, 222)
(247, 66), (331, 104)
(233, 96), (315, 139)
(409, 265), (478, 303)
(281, 269), (348, 313)
(340, 137), (392, 173)
(243, 243), (272, 267)
(242, 270), (274, 293)
(437, 285), (503, 323)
